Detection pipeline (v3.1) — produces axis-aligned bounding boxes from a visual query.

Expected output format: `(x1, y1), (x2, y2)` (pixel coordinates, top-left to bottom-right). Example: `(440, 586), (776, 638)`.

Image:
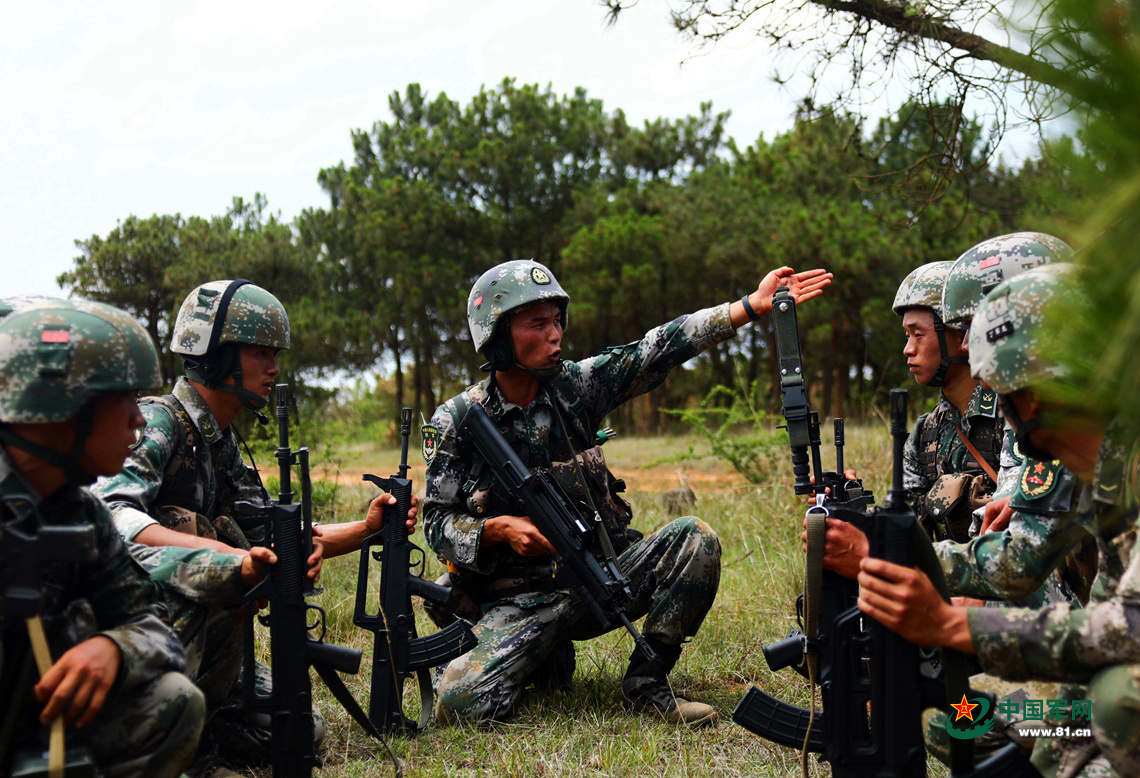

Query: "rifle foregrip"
(407, 574), (453, 607)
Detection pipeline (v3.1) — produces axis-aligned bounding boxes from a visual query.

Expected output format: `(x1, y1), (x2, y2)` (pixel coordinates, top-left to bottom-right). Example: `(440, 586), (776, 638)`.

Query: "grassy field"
(246, 423), (928, 778)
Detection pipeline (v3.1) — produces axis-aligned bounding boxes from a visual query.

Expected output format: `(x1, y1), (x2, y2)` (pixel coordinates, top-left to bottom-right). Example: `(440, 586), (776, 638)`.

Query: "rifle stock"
(354, 408), (477, 736)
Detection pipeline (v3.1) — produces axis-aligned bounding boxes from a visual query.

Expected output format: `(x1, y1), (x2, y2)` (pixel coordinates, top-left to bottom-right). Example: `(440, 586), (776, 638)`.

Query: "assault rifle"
(243, 384), (383, 778)
(458, 402), (656, 662)
(354, 408), (478, 736)
(1, 495), (97, 777)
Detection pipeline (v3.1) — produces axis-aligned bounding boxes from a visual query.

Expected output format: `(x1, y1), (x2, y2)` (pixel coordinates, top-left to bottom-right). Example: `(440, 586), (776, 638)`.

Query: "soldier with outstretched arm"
(424, 259), (831, 727)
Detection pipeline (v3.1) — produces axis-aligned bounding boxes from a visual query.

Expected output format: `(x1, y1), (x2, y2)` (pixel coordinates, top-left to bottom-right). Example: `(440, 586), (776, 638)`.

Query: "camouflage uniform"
(1, 446), (204, 778)
(425, 303), (728, 724)
(93, 376), (268, 549)
(956, 264), (1140, 776)
(966, 426), (1140, 777)
(92, 376), (270, 722)
(91, 281), (303, 766)
(903, 382), (1003, 542)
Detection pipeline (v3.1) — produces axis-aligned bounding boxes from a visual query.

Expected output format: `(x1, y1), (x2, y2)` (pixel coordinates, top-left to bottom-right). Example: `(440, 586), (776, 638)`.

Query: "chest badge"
(421, 423), (441, 464)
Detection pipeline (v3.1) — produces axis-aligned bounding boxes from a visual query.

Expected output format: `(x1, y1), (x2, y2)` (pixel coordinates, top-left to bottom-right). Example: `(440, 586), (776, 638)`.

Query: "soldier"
(857, 264), (1140, 777)
(0, 299), (216, 777)
(425, 259), (832, 727)
(92, 279), (416, 774)
(895, 260), (1002, 543)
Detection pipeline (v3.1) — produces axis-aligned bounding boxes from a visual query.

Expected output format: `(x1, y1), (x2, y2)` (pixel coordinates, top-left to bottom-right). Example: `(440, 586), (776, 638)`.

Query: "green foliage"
(658, 382), (786, 486)
(1033, 0), (1140, 444)
(60, 83), (1080, 426)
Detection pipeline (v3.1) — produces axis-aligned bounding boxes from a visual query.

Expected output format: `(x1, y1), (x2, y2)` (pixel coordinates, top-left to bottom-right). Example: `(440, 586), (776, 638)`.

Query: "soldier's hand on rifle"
(483, 514), (557, 557)
(241, 544), (278, 586)
(856, 557), (975, 654)
(362, 492), (419, 536)
(980, 494), (1013, 534)
(802, 516), (868, 579)
(35, 635), (121, 728)
(305, 493), (420, 579)
(803, 470), (859, 507)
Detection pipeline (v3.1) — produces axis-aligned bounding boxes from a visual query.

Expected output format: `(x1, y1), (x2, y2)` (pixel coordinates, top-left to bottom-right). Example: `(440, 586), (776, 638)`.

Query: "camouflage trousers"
(434, 515), (721, 724)
(129, 544), (323, 766)
(71, 671), (204, 778)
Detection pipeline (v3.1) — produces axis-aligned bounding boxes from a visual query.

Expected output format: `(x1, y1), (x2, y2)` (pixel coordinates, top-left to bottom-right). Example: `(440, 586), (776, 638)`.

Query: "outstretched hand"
(757, 267), (833, 311)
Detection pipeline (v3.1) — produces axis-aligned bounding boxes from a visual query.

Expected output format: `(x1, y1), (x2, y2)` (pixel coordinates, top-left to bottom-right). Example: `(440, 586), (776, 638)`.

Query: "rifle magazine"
(732, 686), (824, 752)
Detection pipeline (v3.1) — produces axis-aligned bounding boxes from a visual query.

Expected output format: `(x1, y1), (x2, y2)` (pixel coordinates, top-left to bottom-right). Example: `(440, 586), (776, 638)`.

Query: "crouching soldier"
(0, 299), (206, 778)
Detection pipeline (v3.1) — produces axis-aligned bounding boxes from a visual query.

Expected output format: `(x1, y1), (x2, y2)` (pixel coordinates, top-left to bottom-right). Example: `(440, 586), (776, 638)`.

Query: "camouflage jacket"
(423, 303), (735, 582)
(92, 377), (268, 546)
(0, 449), (187, 698)
(903, 383), (1003, 542)
(967, 423), (1140, 682)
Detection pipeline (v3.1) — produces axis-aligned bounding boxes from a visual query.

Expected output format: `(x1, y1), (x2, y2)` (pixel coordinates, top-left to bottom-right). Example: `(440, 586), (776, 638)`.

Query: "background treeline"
(59, 78), (1087, 434)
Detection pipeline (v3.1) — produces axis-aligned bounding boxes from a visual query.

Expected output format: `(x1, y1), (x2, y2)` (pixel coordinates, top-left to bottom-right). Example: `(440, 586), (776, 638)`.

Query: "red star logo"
(950, 694), (979, 722)
(1034, 463), (1046, 474)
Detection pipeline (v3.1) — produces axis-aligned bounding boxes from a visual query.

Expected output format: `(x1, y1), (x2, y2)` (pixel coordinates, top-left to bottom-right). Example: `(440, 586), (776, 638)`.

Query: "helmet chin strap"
(998, 395), (1055, 463)
(927, 317), (969, 389)
(186, 363), (270, 424)
(0, 403), (100, 486)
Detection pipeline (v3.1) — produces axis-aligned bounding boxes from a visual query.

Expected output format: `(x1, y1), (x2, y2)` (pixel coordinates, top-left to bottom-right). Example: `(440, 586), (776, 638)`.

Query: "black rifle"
(737, 388), (1001, 776)
(458, 402), (656, 662)
(243, 384), (383, 778)
(1, 494), (97, 777)
(354, 408), (477, 736)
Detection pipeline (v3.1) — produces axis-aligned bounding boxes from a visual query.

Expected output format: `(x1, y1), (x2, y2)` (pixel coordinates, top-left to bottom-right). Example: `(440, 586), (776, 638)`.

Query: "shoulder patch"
(1019, 458), (1063, 500)
(421, 423), (441, 464)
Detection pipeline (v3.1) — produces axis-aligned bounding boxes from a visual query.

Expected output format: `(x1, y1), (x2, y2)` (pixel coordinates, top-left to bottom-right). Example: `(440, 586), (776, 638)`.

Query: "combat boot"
(620, 637), (717, 727)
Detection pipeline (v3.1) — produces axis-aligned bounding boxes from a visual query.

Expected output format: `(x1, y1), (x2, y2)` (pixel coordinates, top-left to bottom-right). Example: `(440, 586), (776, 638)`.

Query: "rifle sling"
(312, 662), (404, 778)
(801, 509), (826, 777)
(25, 616), (63, 778)
(953, 425), (1000, 483)
(549, 392), (620, 565)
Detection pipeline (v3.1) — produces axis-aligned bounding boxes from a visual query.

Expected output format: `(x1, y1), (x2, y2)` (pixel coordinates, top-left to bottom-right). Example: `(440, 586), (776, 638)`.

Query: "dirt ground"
(324, 461), (747, 495)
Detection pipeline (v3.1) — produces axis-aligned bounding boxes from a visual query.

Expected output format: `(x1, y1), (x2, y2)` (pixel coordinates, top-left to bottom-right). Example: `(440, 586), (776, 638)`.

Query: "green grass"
(245, 423), (946, 777)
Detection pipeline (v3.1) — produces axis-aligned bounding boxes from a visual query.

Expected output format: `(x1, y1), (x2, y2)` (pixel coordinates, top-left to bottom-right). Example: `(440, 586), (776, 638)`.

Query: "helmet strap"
(0, 402), (99, 486)
(928, 317), (968, 389)
(998, 395), (1054, 463)
(185, 355), (270, 424)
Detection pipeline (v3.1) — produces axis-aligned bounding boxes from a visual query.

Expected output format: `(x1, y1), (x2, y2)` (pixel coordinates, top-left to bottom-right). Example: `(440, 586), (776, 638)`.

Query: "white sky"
(2, 1), (1042, 297)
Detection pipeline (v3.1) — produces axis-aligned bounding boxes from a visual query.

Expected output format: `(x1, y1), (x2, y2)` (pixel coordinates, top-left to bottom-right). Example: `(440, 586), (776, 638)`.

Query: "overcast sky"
(3, 1), (1042, 298)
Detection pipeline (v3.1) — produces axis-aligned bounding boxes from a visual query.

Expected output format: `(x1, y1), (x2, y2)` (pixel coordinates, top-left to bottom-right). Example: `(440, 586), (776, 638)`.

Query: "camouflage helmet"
(0, 295), (58, 320)
(467, 260), (569, 352)
(943, 233), (1072, 327)
(0, 299), (161, 424)
(892, 261), (954, 319)
(170, 279), (290, 357)
(968, 263), (1074, 395)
